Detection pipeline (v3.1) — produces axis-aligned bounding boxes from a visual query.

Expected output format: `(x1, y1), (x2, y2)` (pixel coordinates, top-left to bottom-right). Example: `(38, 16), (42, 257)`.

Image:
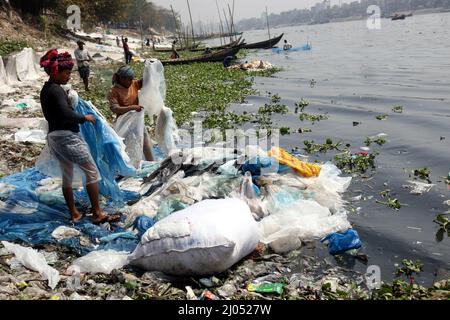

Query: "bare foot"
(91, 211), (121, 225)
(71, 210), (84, 223)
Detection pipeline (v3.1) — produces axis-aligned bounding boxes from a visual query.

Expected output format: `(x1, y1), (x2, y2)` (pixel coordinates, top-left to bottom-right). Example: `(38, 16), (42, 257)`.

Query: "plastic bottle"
(66, 266), (81, 291)
(247, 283), (284, 295)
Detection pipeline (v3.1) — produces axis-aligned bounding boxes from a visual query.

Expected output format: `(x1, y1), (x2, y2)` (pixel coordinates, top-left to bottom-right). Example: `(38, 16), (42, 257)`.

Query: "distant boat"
(152, 43), (201, 53)
(272, 43), (312, 54)
(243, 33), (284, 50)
(391, 12), (412, 20)
(189, 36), (244, 52)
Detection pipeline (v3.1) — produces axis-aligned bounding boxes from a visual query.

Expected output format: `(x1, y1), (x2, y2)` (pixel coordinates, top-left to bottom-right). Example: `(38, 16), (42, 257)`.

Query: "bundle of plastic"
(128, 198), (260, 275)
(258, 162), (352, 253)
(0, 56), (13, 94)
(5, 48), (43, 83)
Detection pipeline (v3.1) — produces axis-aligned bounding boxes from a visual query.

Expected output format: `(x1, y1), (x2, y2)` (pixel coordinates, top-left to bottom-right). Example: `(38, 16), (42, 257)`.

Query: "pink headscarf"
(40, 49), (74, 78)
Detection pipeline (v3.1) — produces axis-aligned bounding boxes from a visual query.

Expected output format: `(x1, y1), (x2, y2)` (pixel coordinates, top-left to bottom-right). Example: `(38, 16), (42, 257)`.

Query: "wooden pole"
(223, 8), (232, 42)
(232, 0), (236, 40)
(170, 5), (182, 44)
(265, 6), (271, 41)
(227, 4), (234, 41)
(186, 0), (196, 46)
(215, 0), (224, 45)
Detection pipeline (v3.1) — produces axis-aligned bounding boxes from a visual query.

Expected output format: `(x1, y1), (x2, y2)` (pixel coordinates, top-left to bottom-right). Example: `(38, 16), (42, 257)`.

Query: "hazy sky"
(152, 0), (354, 24)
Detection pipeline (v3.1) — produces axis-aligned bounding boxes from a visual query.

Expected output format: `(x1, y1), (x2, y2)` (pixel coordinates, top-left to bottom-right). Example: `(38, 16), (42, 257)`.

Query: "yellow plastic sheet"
(268, 147), (321, 178)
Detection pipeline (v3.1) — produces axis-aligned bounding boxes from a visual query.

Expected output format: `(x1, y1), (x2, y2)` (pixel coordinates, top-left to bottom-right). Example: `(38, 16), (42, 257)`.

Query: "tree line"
(236, 0), (450, 30)
(3, 0), (179, 32)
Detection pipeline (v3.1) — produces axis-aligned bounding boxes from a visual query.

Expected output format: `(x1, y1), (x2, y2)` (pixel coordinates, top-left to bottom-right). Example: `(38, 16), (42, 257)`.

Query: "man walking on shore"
(122, 36), (132, 64)
(74, 40), (93, 92)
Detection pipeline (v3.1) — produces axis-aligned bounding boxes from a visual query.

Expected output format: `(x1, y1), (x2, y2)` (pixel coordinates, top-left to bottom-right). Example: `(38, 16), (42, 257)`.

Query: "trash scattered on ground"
(247, 282), (285, 295)
(1, 241), (60, 289)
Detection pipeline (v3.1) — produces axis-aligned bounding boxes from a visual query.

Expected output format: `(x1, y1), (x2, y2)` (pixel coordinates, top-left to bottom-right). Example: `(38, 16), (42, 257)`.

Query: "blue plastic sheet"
(0, 168), (141, 255)
(76, 98), (136, 203)
(272, 43), (312, 54)
(133, 216), (156, 238)
(241, 157), (290, 179)
(321, 229), (362, 255)
(0, 97), (168, 256)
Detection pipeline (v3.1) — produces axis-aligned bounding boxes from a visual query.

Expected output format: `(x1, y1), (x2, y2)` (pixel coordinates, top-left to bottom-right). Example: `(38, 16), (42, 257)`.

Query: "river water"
(218, 13), (450, 285)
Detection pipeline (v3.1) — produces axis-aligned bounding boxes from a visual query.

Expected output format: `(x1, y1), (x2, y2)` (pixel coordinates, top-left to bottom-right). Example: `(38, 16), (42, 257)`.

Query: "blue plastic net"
(75, 98), (136, 204)
(0, 168), (141, 255)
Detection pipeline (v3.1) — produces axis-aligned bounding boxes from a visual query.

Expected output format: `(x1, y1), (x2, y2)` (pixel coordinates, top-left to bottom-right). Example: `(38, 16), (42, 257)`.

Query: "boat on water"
(188, 36), (243, 52)
(160, 44), (244, 66)
(272, 43), (312, 54)
(391, 12), (412, 20)
(243, 33), (284, 50)
(152, 42), (201, 53)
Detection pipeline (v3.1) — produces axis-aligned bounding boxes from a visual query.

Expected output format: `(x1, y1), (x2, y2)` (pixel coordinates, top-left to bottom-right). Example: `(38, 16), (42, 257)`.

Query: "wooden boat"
(160, 44), (243, 66)
(391, 13), (406, 20)
(188, 36), (243, 52)
(243, 33), (284, 50)
(152, 42), (201, 53)
(272, 43), (312, 54)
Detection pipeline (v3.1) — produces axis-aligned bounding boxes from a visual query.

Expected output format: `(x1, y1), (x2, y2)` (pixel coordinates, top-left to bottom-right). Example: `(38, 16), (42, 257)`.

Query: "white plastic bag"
(68, 250), (129, 274)
(14, 129), (47, 144)
(1, 241), (60, 289)
(155, 107), (179, 156)
(139, 59), (166, 119)
(51, 226), (81, 241)
(114, 111), (145, 168)
(128, 198), (260, 276)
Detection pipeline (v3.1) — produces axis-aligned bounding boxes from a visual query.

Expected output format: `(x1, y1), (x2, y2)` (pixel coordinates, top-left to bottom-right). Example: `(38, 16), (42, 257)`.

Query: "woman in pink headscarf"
(39, 49), (120, 224)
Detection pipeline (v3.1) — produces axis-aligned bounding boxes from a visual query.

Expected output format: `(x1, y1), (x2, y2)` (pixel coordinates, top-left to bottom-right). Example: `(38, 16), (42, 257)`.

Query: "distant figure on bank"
(283, 39), (293, 51)
(116, 36), (120, 47)
(122, 36), (132, 64)
(203, 47), (212, 55)
(145, 38), (150, 47)
(170, 40), (180, 59)
(74, 40), (93, 92)
(223, 55), (237, 68)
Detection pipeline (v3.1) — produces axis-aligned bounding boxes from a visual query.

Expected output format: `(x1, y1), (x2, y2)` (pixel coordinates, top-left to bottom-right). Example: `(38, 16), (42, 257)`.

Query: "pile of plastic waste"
(0, 58), (362, 280)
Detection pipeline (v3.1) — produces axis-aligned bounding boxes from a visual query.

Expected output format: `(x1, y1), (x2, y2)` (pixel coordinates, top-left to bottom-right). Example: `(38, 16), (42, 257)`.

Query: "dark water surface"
(224, 13), (450, 285)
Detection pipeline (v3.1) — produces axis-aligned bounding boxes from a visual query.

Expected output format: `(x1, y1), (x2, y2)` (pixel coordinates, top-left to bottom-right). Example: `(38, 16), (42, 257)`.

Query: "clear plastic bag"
(258, 200), (351, 253)
(139, 59), (166, 120)
(2, 241), (60, 289)
(115, 111), (145, 169)
(155, 107), (179, 156)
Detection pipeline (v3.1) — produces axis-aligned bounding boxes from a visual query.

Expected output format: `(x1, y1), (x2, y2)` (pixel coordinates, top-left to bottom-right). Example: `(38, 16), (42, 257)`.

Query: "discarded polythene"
(241, 156), (290, 179)
(321, 229), (362, 255)
(247, 282), (285, 295)
(133, 216), (156, 238)
(268, 147), (321, 178)
(1, 241), (60, 289)
(200, 290), (220, 300)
